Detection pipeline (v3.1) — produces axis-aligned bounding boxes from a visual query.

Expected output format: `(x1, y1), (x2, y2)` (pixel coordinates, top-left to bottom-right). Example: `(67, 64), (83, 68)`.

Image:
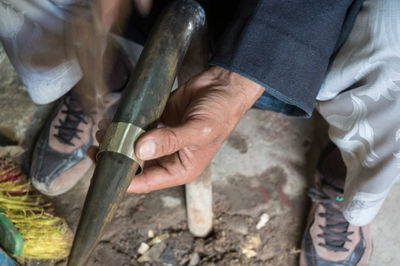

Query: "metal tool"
(68, 0), (209, 264)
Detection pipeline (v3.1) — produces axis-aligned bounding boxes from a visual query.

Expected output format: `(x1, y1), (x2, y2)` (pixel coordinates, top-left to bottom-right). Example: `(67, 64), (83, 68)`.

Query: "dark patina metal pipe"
(67, 1), (207, 265)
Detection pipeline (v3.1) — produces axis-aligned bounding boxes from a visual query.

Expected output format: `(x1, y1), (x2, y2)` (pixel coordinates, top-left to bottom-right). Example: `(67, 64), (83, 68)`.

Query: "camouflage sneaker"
(30, 91), (120, 196)
(300, 182), (372, 266)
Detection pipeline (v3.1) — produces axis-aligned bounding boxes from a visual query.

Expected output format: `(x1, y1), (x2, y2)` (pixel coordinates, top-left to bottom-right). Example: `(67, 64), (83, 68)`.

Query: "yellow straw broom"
(0, 155), (72, 263)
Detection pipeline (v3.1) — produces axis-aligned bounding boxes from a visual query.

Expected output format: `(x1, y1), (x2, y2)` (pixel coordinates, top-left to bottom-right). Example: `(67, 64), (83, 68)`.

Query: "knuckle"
(199, 125), (213, 139)
(98, 119), (110, 130)
(162, 129), (181, 154)
(95, 131), (103, 142)
(195, 120), (218, 144)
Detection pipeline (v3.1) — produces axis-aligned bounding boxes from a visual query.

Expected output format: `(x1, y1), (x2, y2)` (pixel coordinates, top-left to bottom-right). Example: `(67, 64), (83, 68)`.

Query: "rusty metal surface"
(68, 0), (207, 265)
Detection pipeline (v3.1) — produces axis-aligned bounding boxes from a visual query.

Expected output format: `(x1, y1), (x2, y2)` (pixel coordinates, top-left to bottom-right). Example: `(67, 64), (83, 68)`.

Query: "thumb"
(135, 123), (211, 160)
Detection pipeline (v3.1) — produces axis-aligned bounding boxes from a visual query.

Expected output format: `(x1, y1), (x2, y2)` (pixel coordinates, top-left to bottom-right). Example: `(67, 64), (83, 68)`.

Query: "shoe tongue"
(318, 143), (346, 192)
(321, 173), (345, 193)
(322, 184), (344, 211)
(69, 99), (83, 112)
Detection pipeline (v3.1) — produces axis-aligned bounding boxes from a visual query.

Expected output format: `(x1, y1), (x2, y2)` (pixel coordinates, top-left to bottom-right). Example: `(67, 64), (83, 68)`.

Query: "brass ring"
(97, 122), (145, 173)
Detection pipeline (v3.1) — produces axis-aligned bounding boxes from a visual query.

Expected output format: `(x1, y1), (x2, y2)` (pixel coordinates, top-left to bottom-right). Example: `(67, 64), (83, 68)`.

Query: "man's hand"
(92, 66), (264, 193)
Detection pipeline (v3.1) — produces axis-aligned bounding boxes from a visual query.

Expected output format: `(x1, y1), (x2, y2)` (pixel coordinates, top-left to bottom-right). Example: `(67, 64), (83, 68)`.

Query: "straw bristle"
(0, 156), (72, 260)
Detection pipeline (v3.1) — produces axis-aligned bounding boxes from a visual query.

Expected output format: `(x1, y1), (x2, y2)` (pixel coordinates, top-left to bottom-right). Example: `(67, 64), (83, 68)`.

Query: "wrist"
(230, 71), (265, 111)
(207, 66), (264, 114)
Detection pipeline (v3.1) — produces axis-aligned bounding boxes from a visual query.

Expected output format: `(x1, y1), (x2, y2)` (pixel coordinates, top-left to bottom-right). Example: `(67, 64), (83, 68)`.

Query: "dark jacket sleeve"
(209, 0), (364, 117)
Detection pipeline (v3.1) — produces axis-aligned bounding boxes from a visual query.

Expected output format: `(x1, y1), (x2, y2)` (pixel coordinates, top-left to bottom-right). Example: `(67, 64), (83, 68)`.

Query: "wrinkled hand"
(90, 66), (264, 193)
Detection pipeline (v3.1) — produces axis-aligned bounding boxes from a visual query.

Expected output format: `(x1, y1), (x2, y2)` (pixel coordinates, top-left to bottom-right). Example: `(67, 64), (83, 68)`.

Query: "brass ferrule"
(97, 122), (145, 172)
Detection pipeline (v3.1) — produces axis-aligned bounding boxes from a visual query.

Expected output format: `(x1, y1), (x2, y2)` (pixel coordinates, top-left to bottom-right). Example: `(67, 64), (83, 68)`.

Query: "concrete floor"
(369, 182), (400, 265)
(1, 42), (400, 265)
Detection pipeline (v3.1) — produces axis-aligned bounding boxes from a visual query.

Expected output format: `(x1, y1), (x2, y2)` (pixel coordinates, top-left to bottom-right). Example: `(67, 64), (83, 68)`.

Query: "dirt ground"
(42, 109), (320, 266)
(48, 133), (317, 266)
(0, 42), (325, 265)
(6, 37), (400, 266)
(59, 102), (323, 266)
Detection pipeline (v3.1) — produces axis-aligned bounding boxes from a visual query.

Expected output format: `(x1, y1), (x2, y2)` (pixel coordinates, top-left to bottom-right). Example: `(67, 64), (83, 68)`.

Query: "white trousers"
(0, 0), (83, 104)
(317, 0), (400, 226)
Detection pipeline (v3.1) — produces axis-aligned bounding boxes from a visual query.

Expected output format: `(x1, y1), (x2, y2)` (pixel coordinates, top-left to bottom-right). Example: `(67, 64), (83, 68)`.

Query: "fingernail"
(138, 140), (156, 159)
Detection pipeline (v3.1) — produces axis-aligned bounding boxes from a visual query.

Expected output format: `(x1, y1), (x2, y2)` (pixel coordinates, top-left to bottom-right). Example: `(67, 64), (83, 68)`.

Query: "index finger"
(127, 146), (212, 193)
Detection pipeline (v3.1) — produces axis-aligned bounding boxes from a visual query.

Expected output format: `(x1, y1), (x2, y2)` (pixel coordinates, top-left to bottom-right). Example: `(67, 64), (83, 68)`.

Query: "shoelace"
(54, 94), (88, 146)
(308, 187), (354, 252)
